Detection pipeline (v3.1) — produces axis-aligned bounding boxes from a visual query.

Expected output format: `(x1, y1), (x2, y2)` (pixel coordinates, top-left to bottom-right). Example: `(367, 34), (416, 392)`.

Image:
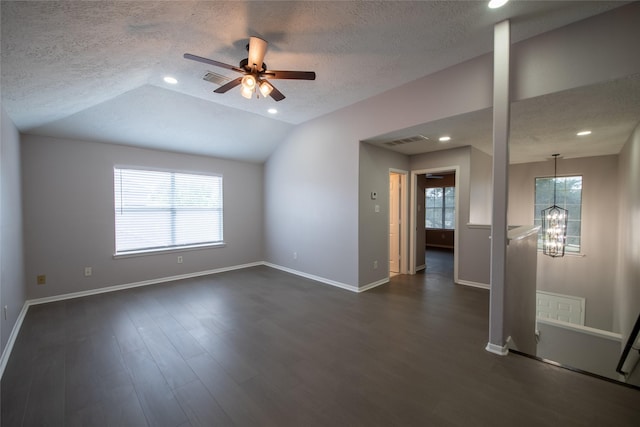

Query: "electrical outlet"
(177, 256), (183, 264)
(37, 274), (46, 285)
(293, 252), (297, 260)
(84, 267), (92, 277)
(373, 260), (378, 269)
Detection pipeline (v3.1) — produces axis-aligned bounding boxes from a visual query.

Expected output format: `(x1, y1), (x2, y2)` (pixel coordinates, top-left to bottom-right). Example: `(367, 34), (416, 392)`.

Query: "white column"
(486, 19), (511, 356)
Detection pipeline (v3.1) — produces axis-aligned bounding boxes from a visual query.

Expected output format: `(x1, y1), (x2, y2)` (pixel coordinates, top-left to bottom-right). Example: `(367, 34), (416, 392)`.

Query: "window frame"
(113, 166), (225, 257)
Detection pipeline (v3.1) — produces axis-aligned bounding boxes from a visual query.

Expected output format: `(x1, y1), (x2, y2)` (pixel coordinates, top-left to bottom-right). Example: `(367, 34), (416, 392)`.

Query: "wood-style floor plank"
(2, 251), (639, 426)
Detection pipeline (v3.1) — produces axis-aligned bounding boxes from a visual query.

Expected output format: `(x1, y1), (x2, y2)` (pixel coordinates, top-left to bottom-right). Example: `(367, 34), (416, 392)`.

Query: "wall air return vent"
(203, 71), (231, 86)
(383, 135), (429, 147)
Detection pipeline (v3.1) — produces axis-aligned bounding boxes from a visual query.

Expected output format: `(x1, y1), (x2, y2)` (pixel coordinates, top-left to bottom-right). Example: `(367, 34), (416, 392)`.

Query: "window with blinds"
(114, 167), (223, 255)
(425, 187), (455, 230)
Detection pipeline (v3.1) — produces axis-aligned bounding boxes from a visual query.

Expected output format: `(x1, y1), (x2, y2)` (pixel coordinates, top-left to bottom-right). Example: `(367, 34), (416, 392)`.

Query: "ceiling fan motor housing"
(239, 58), (266, 73)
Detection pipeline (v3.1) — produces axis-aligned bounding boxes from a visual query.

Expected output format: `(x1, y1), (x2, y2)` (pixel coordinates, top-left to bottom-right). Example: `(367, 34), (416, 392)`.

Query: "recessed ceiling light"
(439, 136), (451, 142)
(267, 108), (278, 114)
(488, 0), (509, 9)
(576, 130), (592, 136)
(163, 76), (178, 84)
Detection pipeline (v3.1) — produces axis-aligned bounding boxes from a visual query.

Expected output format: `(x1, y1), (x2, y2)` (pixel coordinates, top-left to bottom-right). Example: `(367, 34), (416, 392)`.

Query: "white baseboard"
(457, 279), (490, 290)
(359, 278), (389, 292)
(485, 342), (509, 356)
(416, 264), (426, 271)
(0, 302), (29, 380)
(27, 262), (263, 307)
(264, 262), (359, 292)
(426, 244), (454, 249)
(265, 263), (390, 293)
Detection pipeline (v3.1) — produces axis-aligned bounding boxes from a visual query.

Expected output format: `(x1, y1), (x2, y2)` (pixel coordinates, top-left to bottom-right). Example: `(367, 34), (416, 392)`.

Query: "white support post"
(486, 19), (511, 356)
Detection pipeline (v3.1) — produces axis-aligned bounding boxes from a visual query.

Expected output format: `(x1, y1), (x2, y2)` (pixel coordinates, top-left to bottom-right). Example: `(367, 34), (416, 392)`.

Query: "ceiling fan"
(184, 37), (316, 101)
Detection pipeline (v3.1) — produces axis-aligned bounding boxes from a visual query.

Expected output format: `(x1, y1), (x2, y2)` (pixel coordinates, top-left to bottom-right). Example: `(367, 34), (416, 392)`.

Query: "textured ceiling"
(365, 73), (640, 164)
(0, 1), (634, 162)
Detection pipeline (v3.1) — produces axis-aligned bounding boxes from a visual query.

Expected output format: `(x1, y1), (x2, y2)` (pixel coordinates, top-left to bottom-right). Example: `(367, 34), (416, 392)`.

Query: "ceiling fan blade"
(263, 70), (316, 80)
(184, 53), (244, 73)
(248, 36), (268, 71)
(268, 83), (285, 102)
(213, 77), (242, 94)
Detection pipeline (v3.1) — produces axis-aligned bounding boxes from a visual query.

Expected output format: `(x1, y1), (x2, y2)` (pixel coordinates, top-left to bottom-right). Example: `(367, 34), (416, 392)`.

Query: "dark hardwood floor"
(2, 260), (638, 426)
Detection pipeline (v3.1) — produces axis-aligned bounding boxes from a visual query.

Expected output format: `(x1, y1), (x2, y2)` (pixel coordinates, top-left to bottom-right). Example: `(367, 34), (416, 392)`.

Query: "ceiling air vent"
(203, 71), (231, 86)
(383, 135), (429, 147)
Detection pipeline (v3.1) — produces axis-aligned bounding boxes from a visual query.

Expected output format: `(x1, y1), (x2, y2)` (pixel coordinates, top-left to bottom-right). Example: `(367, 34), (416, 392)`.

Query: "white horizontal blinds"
(114, 168), (223, 254)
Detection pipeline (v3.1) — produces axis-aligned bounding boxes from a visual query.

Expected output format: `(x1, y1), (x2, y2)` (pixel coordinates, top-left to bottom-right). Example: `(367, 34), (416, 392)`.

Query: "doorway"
(410, 166), (459, 281)
(389, 170), (408, 276)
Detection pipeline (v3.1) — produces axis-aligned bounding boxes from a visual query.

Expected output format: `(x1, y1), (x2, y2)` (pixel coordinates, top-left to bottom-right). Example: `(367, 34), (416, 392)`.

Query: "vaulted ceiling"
(1, 1), (636, 163)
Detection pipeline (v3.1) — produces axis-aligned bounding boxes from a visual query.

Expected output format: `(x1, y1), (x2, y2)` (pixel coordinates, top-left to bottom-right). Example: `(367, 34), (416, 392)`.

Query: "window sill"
(113, 242), (226, 259)
(537, 250), (585, 258)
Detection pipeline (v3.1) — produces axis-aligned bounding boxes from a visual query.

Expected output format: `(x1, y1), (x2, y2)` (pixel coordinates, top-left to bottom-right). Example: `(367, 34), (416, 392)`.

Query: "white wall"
(1, 105), (26, 354)
(509, 155), (619, 331)
(21, 135), (264, 300)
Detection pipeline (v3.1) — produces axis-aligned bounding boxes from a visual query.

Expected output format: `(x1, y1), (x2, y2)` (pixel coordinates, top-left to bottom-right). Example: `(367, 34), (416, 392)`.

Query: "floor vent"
(383, 135), (429, 146)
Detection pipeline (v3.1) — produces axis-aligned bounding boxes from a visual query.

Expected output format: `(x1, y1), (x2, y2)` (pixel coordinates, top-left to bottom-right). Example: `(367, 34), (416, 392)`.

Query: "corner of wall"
(0, 104), (28, 359)
(615, 121), (640, 337)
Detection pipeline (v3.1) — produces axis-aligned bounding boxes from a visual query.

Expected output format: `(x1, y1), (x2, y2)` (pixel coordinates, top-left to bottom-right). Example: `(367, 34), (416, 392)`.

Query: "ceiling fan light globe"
(241, 74), (256, 90)
(241, 86), (253, 99)
(259, 81), (273, 97)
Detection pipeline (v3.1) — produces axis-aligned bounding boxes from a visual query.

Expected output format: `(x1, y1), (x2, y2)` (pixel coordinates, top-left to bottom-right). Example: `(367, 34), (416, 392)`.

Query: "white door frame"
(409, 165), (460, 281)
(389, 169), (409, 275)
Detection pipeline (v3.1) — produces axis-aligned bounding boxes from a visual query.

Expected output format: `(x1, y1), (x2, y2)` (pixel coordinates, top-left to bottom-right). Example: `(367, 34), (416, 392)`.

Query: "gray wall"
(358, 143), (410, 286)
(511, 2), (640, 101)
(1, 105), (26, 354)
(616, 122), (640, 353)
(264, 48), (494, 289)
(290, 2), (640, 291)
(263, 116), (361, 287)
(21, 135), (264, 300)
(469, 147), (493, 225)
(509, 156), (619, 331)
(506, 231), (538, 355)
(536, 320), (622, 380)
